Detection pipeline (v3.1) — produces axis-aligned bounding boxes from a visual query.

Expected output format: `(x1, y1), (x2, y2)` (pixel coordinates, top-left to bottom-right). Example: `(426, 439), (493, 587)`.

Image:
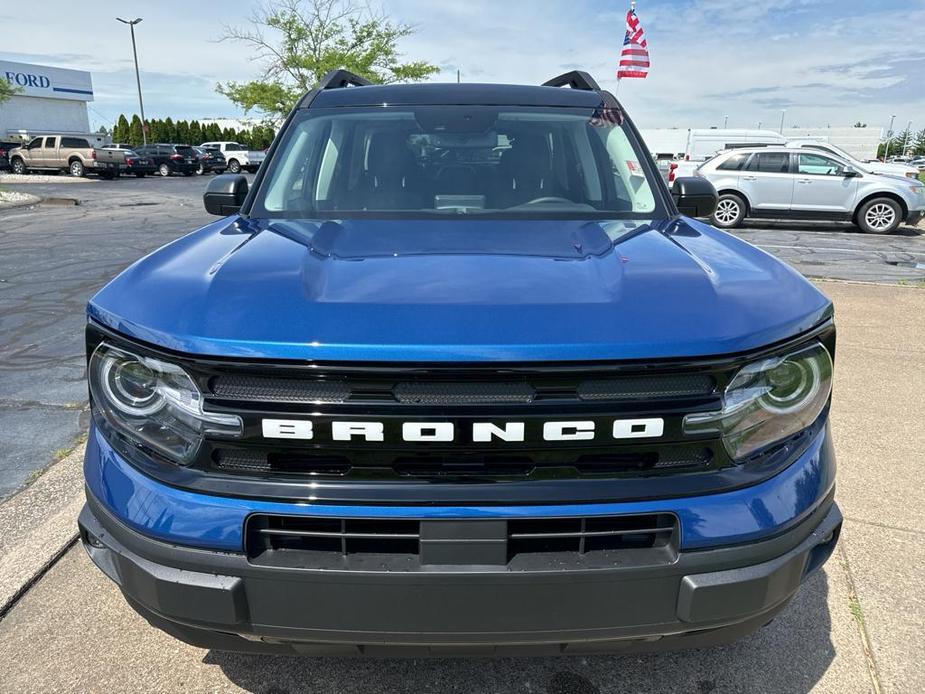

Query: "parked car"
(81, 69), (843, 656)
(910, 157), (925, 172)
(134, 143), (198, 176)
(697, 146), (925, 234)
(8, 135), (125, 178)
(200, 141), (265, 173)
(786, 140), (919, 179)
(192, 146), (226, 175)
(0, 140), (23, 172)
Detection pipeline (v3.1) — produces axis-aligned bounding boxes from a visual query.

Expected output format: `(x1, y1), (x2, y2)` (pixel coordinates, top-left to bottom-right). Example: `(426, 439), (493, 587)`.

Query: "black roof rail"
(298, 69), (372, 108)
(542, 71), (601, 91)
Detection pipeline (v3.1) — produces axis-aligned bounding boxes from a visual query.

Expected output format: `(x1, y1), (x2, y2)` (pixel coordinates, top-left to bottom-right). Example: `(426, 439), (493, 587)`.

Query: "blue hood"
(88, 216), (832, 362)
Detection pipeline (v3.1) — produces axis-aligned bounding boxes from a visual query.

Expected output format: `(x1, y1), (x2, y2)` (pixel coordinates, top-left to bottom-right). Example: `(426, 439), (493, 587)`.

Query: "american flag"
(618, 7), (650, 79)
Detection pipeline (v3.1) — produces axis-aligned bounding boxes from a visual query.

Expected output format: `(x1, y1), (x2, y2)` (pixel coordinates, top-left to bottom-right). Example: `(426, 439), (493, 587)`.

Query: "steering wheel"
(521, 196), (574, 205)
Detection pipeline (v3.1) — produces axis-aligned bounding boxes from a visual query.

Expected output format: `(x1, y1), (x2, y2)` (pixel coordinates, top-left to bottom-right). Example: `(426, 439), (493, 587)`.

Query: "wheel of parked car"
(10, 157), (26, 175)
(158, 163), (171, 177)
(227, 159), (241, 174)
(69, 159), (85, 177)
(196, 163), (205, 175)
(856, 197), (902, 234)
(711, 193), (746, 228)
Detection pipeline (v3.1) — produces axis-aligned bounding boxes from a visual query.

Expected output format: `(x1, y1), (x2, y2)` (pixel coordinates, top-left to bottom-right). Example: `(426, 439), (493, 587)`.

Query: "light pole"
(884, 114), (896, 160)
(116, 17), (147, 145)
(757, 120), (762, 130)
(723, 114), (728, 129)
(779, 109), (786, 134)
(904, 120), (913, 156)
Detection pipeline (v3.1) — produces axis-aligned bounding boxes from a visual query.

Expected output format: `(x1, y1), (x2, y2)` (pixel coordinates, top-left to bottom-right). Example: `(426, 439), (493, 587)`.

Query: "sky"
(0, 0), (922, 135)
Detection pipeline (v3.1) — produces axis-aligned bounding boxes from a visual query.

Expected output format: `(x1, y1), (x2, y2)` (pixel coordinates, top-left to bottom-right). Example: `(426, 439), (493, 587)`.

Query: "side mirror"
(843, 167), (860, 178)
(204, 174), (249, 216)
(671, 176), (718, 218)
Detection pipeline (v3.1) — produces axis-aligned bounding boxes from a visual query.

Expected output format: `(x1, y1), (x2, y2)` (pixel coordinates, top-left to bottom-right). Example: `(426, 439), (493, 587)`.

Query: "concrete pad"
(841, 520), (925, 694)
(0, 444), (84, 614)
(0, 545), (872, 694)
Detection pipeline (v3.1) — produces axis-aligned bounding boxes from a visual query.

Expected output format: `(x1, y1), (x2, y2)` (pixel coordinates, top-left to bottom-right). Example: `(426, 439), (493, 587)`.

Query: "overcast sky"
(1, 0), (922, 134)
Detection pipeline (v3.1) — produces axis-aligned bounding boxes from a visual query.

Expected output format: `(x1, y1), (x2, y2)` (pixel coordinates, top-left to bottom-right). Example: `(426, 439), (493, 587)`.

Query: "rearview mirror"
(671, 177), (718, 218)
(843, 167), (860, 178)
(204, 174), (249, 216)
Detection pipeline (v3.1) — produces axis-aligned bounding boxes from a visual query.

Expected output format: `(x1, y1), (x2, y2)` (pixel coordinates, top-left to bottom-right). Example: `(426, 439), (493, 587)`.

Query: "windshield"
(251, 105), (661, 219)
(225, 142), (247, 151)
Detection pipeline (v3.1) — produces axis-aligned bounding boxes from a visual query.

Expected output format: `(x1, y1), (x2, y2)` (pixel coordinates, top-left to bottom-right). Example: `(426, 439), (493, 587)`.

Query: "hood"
(865, 161), (918, 177)
(88, 216), (832, 362)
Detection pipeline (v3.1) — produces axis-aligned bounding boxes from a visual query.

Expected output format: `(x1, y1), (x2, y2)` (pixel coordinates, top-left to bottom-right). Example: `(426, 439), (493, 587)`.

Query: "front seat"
(360, 133), (424, 210)
(493, 133), (557, 208)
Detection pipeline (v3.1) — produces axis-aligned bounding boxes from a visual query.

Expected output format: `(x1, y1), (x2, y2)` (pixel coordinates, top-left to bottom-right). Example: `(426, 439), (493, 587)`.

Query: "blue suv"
(79, 70), (841, 655)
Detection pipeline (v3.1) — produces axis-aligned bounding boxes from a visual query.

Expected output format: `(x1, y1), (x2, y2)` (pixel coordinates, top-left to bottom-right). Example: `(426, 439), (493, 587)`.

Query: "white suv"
(697, 147), (925, 234)
(199, 141), (266, 174)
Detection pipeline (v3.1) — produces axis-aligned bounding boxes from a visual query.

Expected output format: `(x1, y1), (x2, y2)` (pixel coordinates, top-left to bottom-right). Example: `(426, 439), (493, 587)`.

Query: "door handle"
(797, 178), (812, 184)
(742, 175), (758, 181)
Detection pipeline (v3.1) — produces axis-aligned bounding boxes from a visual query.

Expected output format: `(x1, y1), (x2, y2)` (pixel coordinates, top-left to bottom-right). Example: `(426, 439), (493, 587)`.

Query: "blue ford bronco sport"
(79, 70), (841, 655)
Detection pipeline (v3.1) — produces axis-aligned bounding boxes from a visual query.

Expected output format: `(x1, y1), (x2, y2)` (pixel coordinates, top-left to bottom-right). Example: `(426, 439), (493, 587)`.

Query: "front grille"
(208, 372), (715, 405)
(245, 513), (678, 571)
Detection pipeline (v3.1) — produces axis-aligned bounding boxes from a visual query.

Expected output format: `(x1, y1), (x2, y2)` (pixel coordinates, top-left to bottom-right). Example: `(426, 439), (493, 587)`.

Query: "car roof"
(717, 146), (838, 155)
(309, 82), (606, 109)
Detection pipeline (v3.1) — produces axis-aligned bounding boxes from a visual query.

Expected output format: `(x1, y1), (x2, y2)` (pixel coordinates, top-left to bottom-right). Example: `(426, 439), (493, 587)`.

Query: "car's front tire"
(856, 197), (902, 234)
(711, 193), (747, 228)
(10, 157), (26, 175)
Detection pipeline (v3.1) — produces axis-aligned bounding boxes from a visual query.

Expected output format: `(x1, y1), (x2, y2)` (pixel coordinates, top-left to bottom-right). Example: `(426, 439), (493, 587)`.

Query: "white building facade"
(0, 60), (93, 139)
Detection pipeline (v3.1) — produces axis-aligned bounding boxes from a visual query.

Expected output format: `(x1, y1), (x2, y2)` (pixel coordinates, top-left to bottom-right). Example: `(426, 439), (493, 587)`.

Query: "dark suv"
(79, 70), (841, 656)
(135, 143), (198, 176)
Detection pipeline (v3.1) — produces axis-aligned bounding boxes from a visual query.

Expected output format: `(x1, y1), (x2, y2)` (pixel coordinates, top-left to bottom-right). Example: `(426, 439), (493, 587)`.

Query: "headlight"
(683, 342), (833, 460)
(89, 343), (241, 465)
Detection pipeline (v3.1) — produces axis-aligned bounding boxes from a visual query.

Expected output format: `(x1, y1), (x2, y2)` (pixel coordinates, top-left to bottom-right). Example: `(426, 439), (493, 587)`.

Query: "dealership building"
(0, 60), (93, 139)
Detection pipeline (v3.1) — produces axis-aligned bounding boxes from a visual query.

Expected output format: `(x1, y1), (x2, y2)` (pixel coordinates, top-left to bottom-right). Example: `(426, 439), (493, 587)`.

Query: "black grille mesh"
(393, 381), (535, 405)
(577, 374), (715, 400)
(211, 376), (350, 403)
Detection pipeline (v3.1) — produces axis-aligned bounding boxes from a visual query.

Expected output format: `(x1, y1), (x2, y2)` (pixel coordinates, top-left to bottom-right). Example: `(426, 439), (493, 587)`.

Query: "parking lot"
(0, 174), (923, 692)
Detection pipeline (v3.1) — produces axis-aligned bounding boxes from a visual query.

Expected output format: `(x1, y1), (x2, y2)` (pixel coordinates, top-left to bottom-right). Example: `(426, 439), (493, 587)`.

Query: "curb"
(0, 192), (42, 210)
(0, 444), (85, 620)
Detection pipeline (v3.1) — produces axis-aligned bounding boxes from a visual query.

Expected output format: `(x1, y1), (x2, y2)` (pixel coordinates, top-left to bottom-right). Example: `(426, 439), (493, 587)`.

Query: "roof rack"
(542, 71), (601, 92)
(298, 69), (372, 108)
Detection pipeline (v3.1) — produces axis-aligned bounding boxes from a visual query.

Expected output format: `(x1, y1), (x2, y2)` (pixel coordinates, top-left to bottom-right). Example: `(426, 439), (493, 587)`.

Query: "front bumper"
(906, 209), (925, 226)
(79, 489), (841, 655)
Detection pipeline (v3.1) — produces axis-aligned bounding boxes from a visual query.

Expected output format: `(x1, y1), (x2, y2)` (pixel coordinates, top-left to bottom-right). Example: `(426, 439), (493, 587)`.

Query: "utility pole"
(457, 69), (461, 84)
(904, 120), (913, 155)
(779, 109), (786, 134)
(723, 115), (728, 129)
(117, 17), (147, 145)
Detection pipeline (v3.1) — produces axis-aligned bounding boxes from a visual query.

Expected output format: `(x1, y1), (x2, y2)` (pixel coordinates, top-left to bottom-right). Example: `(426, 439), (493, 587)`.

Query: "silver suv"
(697, 146), (925, 234)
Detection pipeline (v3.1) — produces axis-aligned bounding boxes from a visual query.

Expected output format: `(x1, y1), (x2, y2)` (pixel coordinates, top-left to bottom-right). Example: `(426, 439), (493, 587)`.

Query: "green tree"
(852, 121), (867, 128)
(176, 119), (191, 144)
(206, 123), (223, 141)
(112, 114), (130, 143)
(216, 0), (439, 120)
(189, 120), (203, 145)
(129, 114), (144, 147)
(912, 128), (925, 156)
(0, 78), (20, 104)
(162, 117), (176, 143)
